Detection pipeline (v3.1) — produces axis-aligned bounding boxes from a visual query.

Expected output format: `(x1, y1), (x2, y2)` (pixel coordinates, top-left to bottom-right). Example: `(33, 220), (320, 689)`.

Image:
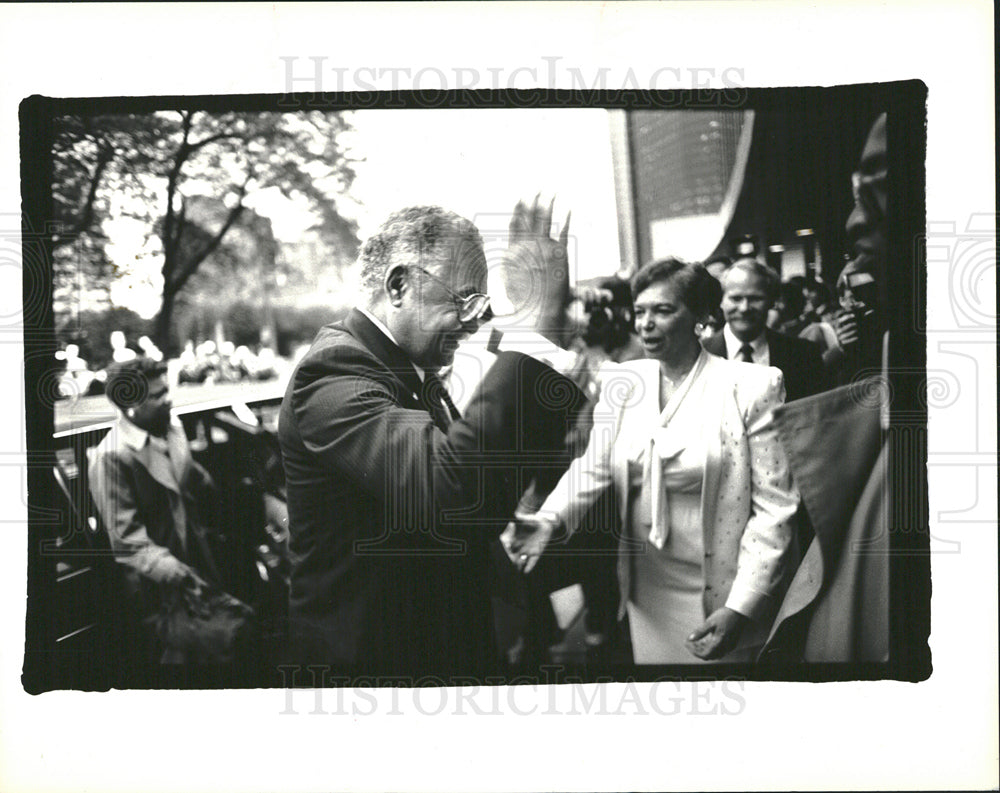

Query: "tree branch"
(56, 140), (114, 247)
(169, 196), (247, 295)
(186, 131), (246, 152)
(174, 196), (187, 248)
(162, 110), (194, 264)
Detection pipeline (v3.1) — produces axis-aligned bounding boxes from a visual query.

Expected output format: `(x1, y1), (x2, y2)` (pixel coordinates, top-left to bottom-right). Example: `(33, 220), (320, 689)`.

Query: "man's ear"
(384, 265), (408, 306)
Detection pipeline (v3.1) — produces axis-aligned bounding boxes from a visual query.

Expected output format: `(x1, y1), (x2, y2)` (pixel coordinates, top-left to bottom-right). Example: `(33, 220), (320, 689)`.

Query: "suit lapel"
(344, 308), (425, 408)
(133, 439), (180, 495)
(614, 362), (657, 525)
(765, 328), (785, 370)
(613, 362), (659, 618)
(127, 435), (188, 551)
(764, 385), (883, 645)
(698, 355), (725, 548)
(774, 385), (882, 577)
(167, 423), (193, 487)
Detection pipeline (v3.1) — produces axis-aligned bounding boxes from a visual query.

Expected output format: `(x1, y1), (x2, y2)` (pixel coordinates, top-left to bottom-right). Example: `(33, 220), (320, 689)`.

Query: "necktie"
(422, 372), (460, 431)
(739, 343), (754, 363)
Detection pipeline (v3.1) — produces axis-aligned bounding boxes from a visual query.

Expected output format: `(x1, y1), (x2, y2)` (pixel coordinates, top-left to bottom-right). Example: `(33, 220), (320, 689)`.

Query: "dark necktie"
(738, 343), (754, 363)
(422, 372), (460, 431)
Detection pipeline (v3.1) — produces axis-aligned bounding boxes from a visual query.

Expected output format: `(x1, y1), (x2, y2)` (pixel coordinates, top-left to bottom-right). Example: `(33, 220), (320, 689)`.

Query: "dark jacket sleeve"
(799, 337), (829, 397)
(289, 347), (586, 537)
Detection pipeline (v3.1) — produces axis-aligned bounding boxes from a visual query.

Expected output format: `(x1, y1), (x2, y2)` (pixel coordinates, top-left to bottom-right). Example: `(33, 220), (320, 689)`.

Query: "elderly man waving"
(279, 199), (586, 679)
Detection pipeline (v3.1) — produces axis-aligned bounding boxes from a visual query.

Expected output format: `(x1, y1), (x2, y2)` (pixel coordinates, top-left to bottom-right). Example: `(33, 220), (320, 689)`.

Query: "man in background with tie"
(278, 200), (586, 679)
(703, 258), (827, 401)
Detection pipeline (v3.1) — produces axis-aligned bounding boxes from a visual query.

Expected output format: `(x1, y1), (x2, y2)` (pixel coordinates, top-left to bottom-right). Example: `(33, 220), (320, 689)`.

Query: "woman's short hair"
(630, 258), (722, 319)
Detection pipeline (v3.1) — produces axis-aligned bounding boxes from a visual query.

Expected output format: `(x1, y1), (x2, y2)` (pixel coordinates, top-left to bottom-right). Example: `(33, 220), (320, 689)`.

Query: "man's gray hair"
(358, 206), (483, 296)
(723, 257), (781, 302)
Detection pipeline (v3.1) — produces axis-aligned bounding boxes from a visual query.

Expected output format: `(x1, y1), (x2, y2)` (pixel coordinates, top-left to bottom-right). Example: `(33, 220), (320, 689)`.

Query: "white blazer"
(540, 351), (799, 642)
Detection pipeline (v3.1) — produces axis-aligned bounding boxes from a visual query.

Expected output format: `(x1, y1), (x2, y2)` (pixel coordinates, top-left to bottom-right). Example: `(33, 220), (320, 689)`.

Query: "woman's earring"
(694, 322), (705, 335)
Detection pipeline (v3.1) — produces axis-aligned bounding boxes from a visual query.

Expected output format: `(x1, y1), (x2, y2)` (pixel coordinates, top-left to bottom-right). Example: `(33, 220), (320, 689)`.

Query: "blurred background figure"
(798, 279), (844, 371)
(138, 335), (164, 362)
(802, 279), (838, 327)
(703, 254), (732, 283)
(825, 259), (883, 386)
(110, 330), (137, 363)
(62, 343), (87, 372)
(568, 277), (644, 380)
(703, 259), (827, 401)
(56, 343), (94, 399)
(698, 308), (726, 343)
(772, 276), (809, 335)
(87, 356), (255, 665)
(176, 337), (281, 386)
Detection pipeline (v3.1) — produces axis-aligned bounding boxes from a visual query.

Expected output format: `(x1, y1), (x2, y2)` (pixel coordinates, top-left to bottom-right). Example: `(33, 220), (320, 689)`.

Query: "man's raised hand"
(492, 195), (572, 346)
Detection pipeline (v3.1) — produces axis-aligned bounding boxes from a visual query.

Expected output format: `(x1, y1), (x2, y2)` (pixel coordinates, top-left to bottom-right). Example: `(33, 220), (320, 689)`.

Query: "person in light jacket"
(511, 258), (800, 663)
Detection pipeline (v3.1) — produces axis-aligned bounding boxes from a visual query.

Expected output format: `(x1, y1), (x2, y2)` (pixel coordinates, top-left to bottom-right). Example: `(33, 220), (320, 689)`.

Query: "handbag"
(158, 574), (256, 664)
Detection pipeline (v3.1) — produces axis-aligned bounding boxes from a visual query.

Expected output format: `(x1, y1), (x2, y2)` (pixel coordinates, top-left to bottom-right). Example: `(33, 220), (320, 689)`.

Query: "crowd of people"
(56, 335), (281, 402)
(176, 340), (280, 385)
(84, 113), (891, 675)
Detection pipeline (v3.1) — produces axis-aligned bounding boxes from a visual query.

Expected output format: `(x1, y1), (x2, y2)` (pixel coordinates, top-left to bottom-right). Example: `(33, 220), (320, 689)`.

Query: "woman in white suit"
(514, 259), (800, 663)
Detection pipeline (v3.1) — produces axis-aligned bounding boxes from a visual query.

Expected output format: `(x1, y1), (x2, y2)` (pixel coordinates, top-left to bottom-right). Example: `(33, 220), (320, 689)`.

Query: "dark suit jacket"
(702, 327), (827, 402)
(279, 309), (586, 678)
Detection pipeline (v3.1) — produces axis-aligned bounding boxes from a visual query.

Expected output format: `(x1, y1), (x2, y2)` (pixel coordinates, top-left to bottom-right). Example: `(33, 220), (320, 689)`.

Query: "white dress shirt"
(723, 324), (770, 366)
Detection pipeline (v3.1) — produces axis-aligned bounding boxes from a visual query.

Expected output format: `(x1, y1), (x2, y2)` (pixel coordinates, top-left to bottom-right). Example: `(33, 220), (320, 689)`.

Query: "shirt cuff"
(724, 581), (772, 623)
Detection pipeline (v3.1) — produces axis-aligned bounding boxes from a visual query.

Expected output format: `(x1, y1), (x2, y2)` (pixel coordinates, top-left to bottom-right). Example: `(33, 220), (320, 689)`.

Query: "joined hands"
(685, 606), (748, 660)
(500, 510), (560, 574)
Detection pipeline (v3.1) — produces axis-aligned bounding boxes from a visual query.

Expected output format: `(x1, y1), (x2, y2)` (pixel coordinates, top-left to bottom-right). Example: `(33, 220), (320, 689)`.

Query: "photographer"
(829, 262), (883, 383)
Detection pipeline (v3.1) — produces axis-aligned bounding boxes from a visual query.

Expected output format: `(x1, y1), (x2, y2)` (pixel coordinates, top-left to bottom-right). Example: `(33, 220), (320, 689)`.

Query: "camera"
(570, 278), (634, 349)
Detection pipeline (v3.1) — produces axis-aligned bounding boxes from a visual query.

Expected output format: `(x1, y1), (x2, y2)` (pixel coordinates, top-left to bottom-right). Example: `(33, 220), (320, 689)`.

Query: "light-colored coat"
(88, 418), (221, 603)
(541, 351), (800, 647)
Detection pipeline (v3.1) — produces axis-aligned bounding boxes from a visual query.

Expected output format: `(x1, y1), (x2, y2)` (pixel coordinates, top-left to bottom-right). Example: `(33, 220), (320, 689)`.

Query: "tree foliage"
(56, 306), (150, 371)
(52, 110), (360, 353)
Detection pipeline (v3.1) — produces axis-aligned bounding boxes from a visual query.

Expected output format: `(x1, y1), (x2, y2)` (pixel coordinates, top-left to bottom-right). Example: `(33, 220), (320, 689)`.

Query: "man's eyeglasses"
(409, 265), (491, 323)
